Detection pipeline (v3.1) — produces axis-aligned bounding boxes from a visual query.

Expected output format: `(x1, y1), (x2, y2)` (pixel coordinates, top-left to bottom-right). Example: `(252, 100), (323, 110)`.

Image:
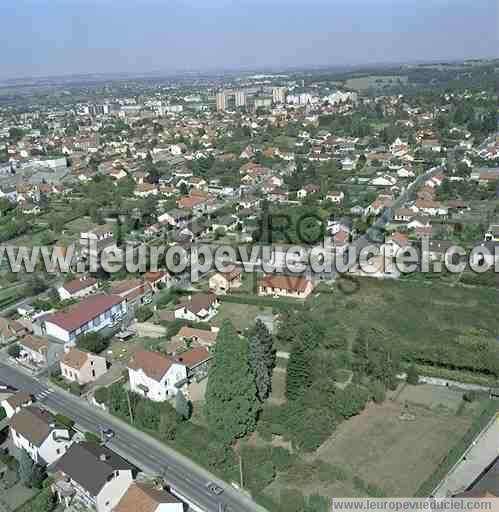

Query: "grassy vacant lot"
(312, 277), (498, 381)
(315, 390), (474, 497)
(264, 384), (486, 500)
(64, 216), (97, 239)
(212, 302), (272, 332)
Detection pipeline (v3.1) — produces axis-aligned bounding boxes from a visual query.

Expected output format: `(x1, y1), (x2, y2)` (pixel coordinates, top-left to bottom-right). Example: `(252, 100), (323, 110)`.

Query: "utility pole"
(238, 453), (244, 489)
(125, 387), (134, 424)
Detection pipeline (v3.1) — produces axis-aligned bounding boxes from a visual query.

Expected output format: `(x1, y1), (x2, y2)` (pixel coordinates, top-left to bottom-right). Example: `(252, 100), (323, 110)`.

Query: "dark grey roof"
(456, 457), (499, 497)
(53, 442), (134, 496)
(427, 240), (456, 253)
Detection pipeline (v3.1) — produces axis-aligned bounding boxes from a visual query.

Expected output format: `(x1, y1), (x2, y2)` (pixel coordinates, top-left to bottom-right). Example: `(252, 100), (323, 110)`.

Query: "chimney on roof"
(100, 453), (108, 462)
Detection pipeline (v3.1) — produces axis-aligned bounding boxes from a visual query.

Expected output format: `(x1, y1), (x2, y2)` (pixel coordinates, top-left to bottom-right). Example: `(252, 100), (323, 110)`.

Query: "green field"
(212, 302), (272, 332)
(312, 278), (498, 381)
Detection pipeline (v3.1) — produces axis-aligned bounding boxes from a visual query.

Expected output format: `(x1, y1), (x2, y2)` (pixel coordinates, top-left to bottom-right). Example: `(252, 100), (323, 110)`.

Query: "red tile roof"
(46, 294), (124, 332)
(173, 346), (211, 368)
(128, 350), (172, 381)
(63, 277), (98, 294)
(261, 275), (310, 293)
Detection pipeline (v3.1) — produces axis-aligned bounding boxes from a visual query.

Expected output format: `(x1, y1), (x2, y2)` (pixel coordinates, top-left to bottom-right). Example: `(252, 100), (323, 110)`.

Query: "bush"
(136, 306), (153, 323)
(69, 382), (82, 396)
(371, 381), (386, 404)
(0, 407), (6, 421)
(85, 432), (101, 444)
(54, 414), (75, 429)
(76, 332), (108, 354)
(463, 390), (478, 402)
(406, 365), (420, 385)
(8, 343), (20, 358)
(94, 387), (109, 405)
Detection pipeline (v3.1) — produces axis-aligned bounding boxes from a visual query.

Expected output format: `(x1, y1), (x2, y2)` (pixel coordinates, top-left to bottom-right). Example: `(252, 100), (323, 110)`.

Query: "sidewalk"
(433, 413), (499, 497)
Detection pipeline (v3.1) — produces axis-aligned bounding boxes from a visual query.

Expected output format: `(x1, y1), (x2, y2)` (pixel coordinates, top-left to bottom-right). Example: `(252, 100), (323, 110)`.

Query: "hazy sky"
(1, 0), (497, 78)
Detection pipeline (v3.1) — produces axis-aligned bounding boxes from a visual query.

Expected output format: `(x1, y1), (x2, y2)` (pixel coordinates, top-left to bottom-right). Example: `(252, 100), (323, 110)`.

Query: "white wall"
(96, 470), (133, 512)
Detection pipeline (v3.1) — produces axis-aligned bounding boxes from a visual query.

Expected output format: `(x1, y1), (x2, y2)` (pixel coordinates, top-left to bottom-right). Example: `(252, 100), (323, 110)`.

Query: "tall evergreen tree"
(248, 319), (276, 401)
(205, 321), (260, 444)
(286, 341), (312, 400)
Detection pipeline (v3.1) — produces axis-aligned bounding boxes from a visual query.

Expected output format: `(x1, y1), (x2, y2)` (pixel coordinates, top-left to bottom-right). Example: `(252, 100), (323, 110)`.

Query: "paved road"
(0, 362), (265, 512)
(433, 413), (499, 497)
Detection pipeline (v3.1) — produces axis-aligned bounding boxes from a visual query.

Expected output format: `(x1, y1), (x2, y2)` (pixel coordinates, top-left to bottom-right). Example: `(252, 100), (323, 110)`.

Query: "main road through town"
(0, 361), (267, 512)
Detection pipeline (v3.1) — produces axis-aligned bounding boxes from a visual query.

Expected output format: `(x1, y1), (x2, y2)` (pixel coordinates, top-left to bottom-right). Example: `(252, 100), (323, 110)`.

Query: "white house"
(58, 276), (99, 301)
(17, 335), (49, 366)
(209, 268), (243, 294)
(43, 294), (127, 346)
(258, 275), (314, 299)
(128, 350), (187, 400)
(9, 406), (73, 465)
(53, 442), (134, 512)
(115, 482), (184, 512)
(326, 191), (344, 203)
(60, 348), (108, 386)
(173, 293), (219, 322)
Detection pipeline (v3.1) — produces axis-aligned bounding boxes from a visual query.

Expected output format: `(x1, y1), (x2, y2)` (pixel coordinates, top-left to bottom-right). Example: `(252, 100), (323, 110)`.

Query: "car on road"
(101, 427), (115, 440)
(206, 482), (224, 496)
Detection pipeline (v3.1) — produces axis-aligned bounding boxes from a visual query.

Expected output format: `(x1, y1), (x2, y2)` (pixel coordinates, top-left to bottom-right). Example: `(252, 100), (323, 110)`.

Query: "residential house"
(386, 232), (411, 255)
(9, 406), (73, 465)
(143, 271), (169, 292)
(258, 275), (314, 299)
(43, 294), (127, 345)
(209, 267), (243, 294)
(172, 346), (211, 383)
(211, 215), (239, 233)
(158, 209), (190, 228)
(58, 276), (99, 301)
(52, 442), (134, 512)
(18, 335), (49, 366)
(109, 279), (153, 313)
(413, 199), (448, 216)
(128, 350), (187, 400)
(393, 208), (415, 222)
(421, 138), (442, 152)
(80, 225), (115, 261)
(341, 156), (355, 171)
(0, 317), (29, 345)
(174, 326), (218, 348)
(114, 482), (183, 512)
(60, 348), (107, 386)
(326, 191), (344, 204)
(134, 183), (158, 198)
(173, 293), (219, 322)
(1, 391), (33, 419)
(333, 230), (349, 254)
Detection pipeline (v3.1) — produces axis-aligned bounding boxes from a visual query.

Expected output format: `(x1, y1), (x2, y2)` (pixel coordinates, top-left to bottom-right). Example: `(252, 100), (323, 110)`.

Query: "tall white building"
(216, 91), (227, 112)
(235, 90), (246, 107)
(272, 86), (287, 104)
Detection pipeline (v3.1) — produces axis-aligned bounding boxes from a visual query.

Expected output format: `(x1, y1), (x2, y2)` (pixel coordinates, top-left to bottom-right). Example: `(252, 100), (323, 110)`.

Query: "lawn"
(212, 302), (272, 332)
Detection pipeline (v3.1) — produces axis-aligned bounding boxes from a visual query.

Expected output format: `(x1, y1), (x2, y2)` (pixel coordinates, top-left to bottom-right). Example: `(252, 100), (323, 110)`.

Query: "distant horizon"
(2, 55), (498, 84)
(1, 0), (497, 81)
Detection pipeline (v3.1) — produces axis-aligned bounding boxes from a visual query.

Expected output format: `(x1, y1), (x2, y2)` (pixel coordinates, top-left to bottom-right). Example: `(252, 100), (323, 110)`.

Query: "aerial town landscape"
(0, 1), (498, 512)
